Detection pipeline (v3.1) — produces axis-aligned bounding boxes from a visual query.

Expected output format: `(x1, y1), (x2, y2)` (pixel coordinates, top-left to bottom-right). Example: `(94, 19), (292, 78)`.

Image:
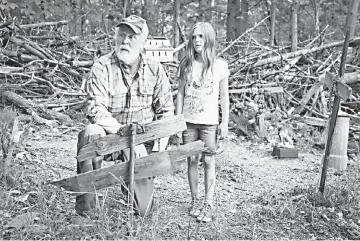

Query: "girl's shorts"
(182, 122), (218, 156)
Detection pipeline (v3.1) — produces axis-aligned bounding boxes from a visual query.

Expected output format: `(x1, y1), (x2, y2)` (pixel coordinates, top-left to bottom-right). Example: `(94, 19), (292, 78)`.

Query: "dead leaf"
(9, 190), (21, 195)
(15, 151), (27, 160)
(14, 192), (33, 203)
(4, 212), (40, 229)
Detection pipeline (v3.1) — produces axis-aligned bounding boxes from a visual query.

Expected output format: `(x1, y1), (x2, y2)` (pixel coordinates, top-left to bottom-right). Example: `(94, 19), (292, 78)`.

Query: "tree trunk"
(270, 0), (276, 47)
(143, 0), (157, 36)
(80, 0), (87, 36)
(123, 0), (129, 17)
(238, 0), (248, 36)
(226, 0), (241, 43)
(174, 0), (181, 59)
(290, 0), (299, 52)
(70, 0), (78, 36)
(199, 0), (212, 22)
(344, 0), (360, 38)
(312, 0), (320, 37)
(161, 5), (165, 35)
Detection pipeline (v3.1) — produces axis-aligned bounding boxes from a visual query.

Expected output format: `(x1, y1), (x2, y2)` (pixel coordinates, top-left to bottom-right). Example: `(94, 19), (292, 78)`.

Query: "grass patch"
(250, 162), (360, 240)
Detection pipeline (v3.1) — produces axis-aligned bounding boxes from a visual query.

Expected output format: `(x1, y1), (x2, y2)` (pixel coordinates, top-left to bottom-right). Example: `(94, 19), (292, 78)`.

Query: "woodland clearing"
(1, 121), (360, 240)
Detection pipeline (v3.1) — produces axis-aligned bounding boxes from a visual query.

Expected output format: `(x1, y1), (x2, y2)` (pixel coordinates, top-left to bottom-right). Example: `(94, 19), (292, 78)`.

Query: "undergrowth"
(252, 161), (360, 240)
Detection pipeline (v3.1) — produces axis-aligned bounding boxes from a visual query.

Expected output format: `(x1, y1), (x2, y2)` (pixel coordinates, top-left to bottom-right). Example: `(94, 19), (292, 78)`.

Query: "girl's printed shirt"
(182, 58), (230, 125)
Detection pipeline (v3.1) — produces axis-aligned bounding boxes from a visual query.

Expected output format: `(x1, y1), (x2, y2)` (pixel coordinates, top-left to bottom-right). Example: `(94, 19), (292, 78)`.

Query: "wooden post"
(3, 117), (18, 183)
(319, 2), (354, 192)
(128, 124), (136, 223)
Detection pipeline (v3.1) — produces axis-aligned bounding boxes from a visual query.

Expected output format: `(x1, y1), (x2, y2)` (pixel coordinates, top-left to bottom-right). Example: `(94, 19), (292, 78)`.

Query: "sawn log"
(51, 140), (207, 194)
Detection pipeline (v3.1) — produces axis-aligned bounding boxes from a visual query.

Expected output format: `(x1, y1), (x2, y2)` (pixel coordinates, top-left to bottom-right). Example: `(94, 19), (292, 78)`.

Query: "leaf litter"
(1, 123), (360, 239)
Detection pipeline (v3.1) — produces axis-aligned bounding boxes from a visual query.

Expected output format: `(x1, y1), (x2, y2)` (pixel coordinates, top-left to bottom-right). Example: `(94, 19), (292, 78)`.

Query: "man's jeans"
(76, 124), (154, 217)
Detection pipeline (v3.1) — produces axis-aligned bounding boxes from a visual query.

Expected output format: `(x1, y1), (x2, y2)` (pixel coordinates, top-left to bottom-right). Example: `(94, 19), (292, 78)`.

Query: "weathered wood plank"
(77, 115), (187, 162)
(51, 141), (206, 194)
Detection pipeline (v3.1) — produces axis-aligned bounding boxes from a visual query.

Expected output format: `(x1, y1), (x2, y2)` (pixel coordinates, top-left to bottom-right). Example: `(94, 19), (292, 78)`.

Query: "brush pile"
(1, 19), (360, 153)
(214, 33), (360, 152)
(0, 20), (113, 124)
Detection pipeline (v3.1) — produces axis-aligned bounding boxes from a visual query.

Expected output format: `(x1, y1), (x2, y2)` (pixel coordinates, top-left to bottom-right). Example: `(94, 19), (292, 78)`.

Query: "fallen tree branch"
(1, 90), (72, 124)
(231, 36), (360, 73)
(18, 20), (69, 30)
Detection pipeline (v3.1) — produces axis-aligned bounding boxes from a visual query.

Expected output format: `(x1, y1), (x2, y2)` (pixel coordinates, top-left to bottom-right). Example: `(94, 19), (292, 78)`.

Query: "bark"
(199, 0), (212, 22)
(80, 0), (87, 36)
(10, 36), (50, 60)
(70, 0), (79, 36)
(226, 0), (241, 42)
(142, 0), (156, 35)
(238, 0), (248, 36)
(1, 49), (38, 63)
(174, 0), (181, 58)
(291, 0), (299, 52)
(123, 0), (132, 17)
(312, 0), (320, 37)
(124, 0), (129, 17)
(344, 0), (360, 38)
(270, 0), (276, 47)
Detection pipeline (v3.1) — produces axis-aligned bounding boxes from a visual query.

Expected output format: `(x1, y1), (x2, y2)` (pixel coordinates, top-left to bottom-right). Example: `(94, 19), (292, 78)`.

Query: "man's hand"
(175, 132), (182, 146)
(218, 122), (228, 139)
(84, 96), (96, 119)
(117, 123), (147, 136)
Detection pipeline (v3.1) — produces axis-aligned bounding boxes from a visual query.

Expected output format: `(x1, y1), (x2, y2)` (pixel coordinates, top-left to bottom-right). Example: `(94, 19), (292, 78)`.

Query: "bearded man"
(76, 15), (174, 218)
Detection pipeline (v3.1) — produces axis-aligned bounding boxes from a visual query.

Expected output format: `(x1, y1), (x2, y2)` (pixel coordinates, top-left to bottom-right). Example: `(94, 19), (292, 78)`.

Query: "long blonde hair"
(178, 22), (216, 84)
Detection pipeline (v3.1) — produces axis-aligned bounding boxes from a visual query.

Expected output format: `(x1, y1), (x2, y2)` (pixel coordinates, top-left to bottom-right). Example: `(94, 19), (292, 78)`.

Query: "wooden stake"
(319, 8), (354, 193)
(128, 124), (136, 223)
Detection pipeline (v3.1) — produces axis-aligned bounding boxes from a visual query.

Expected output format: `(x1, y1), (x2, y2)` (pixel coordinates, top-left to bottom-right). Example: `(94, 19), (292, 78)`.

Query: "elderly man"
(76, 15), (174, 218)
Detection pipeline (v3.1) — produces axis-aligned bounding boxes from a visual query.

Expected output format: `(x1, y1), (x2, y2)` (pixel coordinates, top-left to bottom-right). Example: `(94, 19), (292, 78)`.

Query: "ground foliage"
(1, 121), (360, 239)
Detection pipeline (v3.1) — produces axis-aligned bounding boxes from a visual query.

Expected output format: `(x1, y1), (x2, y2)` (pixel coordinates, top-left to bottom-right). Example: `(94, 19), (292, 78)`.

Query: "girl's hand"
(218, 122), (228, 139)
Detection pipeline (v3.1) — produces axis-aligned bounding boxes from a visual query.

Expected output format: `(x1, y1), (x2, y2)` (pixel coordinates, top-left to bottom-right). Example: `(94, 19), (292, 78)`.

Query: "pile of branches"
(222, 28), (360, 151)
(0, 20), (113, 124)
(1, 19), (360, 152)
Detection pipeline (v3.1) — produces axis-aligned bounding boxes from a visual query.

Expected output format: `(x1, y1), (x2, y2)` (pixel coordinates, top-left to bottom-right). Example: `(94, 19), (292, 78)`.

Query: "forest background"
(1, 0), (357, 58)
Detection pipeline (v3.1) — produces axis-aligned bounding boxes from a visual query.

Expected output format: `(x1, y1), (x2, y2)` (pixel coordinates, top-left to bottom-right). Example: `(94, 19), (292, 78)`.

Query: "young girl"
(176, 22), (230, 222)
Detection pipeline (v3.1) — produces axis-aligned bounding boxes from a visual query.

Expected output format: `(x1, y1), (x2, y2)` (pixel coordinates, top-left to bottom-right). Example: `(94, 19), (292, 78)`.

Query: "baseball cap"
(117, 15), (147, 35)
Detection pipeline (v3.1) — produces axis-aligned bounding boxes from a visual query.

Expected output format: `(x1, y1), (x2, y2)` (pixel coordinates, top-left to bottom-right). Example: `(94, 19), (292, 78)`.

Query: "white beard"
(117, 50), (139, 66)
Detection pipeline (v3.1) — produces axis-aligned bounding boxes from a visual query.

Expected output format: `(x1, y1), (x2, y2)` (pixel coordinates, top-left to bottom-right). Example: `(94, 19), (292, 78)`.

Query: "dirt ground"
(2, 124), (359, 240)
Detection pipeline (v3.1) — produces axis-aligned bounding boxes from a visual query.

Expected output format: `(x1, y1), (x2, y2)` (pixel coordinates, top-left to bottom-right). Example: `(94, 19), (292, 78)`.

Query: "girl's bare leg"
(203, 154), (215, 206)
(188, 154), (200, 198)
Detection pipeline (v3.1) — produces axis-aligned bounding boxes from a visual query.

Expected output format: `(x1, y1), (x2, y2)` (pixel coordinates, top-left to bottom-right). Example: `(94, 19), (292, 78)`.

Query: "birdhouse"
(145, 36), (174, 62)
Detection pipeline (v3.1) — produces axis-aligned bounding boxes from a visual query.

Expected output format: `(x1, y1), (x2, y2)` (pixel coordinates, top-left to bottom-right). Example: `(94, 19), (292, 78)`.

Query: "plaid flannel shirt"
(85, 51), (174, 134)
